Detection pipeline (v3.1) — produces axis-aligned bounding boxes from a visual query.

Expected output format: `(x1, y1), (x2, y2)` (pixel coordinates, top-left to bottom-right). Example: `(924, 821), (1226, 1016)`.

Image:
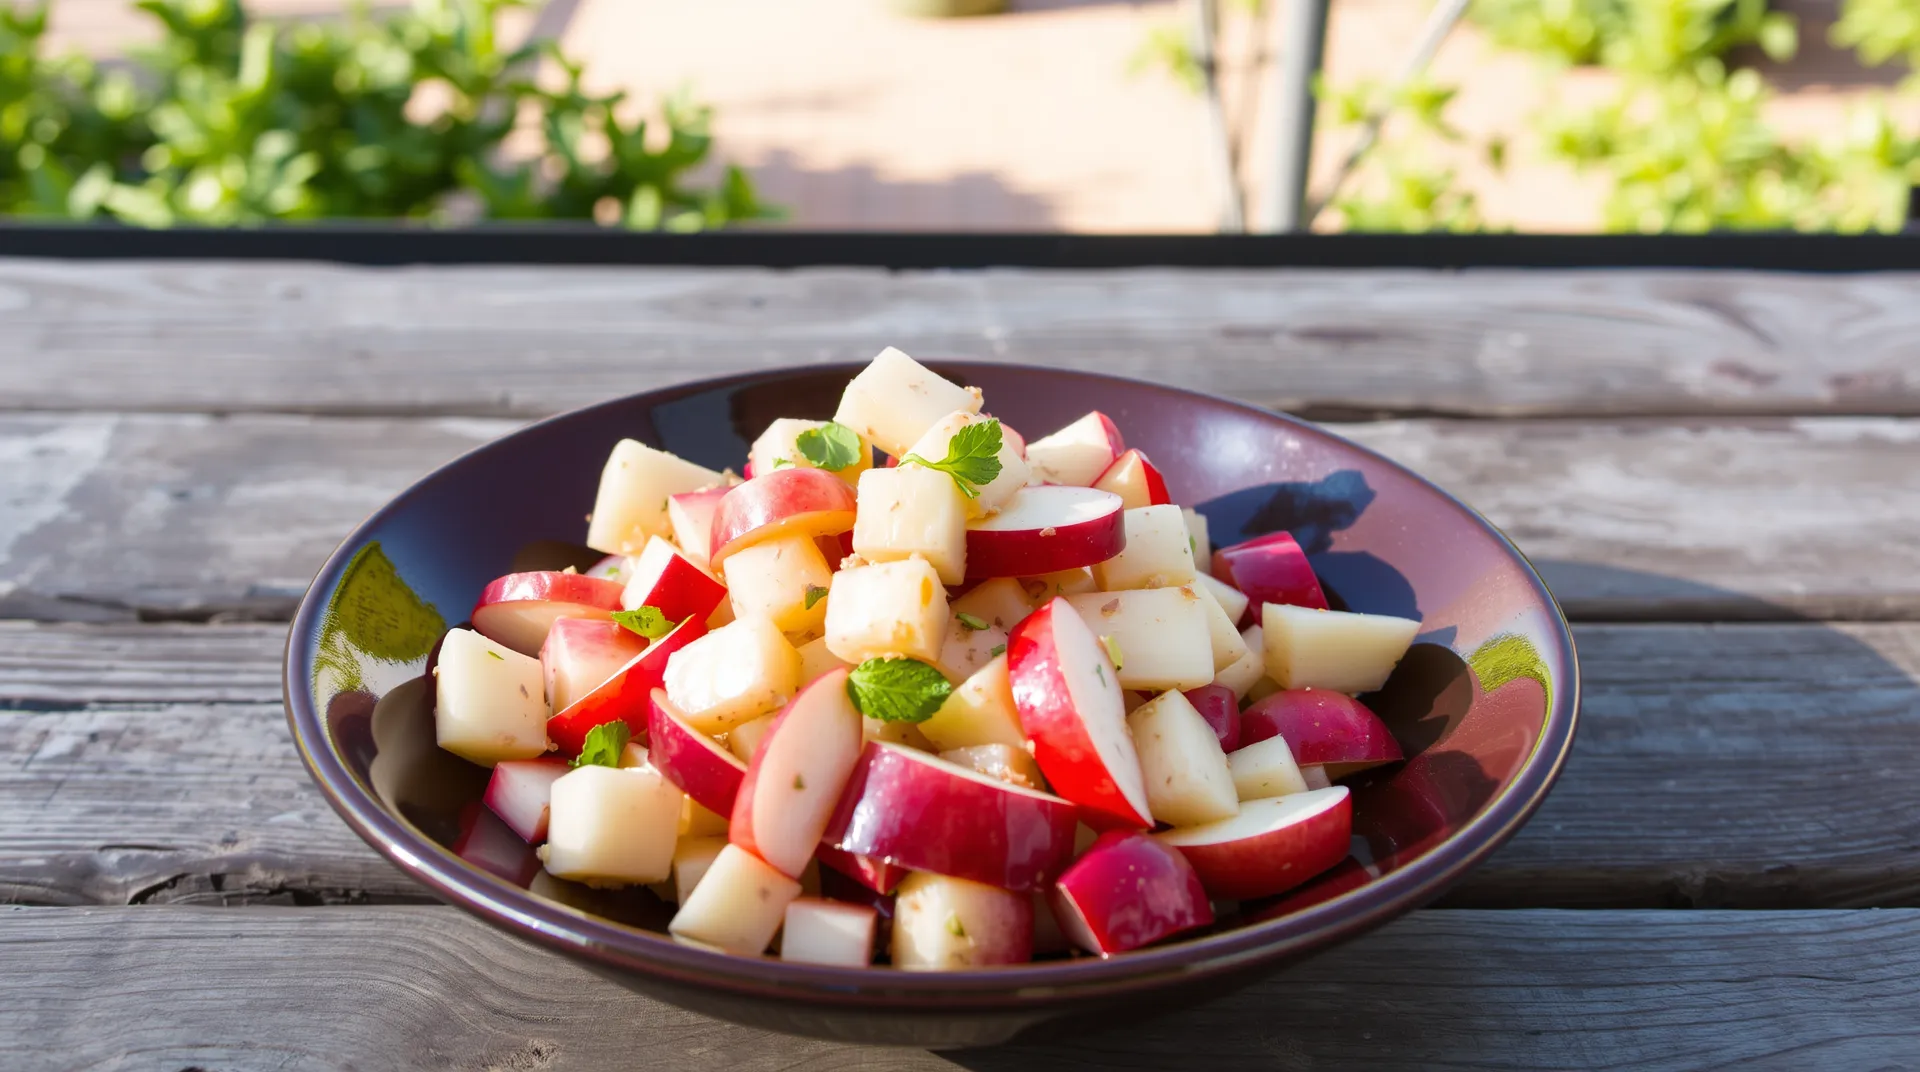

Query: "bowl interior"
(290, 362), (1574, 991)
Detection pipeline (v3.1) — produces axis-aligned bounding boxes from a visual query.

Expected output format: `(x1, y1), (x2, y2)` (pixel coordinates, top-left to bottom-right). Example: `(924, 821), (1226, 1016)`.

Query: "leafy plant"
(0, 0), (774, 227)
(1319, 78), (1486, 232)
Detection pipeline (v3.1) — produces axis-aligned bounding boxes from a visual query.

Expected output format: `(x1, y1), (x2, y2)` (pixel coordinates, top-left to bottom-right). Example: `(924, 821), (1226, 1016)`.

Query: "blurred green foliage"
(0, 0), (773, 227)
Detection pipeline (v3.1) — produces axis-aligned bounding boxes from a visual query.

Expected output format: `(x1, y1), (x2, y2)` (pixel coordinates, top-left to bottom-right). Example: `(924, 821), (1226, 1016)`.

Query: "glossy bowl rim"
(285, 361), (1580, 1009)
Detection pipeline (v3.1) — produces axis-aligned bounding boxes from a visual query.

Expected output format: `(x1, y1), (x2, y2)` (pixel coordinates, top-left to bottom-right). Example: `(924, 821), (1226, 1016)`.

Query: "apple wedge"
(966, 485), (1126, 581)
(471, 571), (625, 656)
(1052, 831), (1213, 955)
(667, 486), (731, 570)
(709, 468), (858, 571)
(435, 628), (550, 766)
(1091, 449), (1171, 511)
(815, 844), (908, 895)
(1025, 411), (1125, 488)
(539, 617), (646, 715)
(482, 756), (571, 843)
(1262, 604), (1422, 694)
(647, 689), (750, 817)
(782, 898), (880, 966)
(1063, 587), (1215, 693)
(1240, 688), (1405, 779)
(1211, 531), (1328, 616)
(1155, 786), (1353, 900)
(546, 616), (707, 756)
(622, 536), (728, 624)
(1007, 598), (1152, 830)
(728, 669), (865, 878)
(585, 439), (728, 557)
(452, 802), (541, 886)
(668, 842), (803, 954)
(824, 742), (1080, 892)
(1127, 690), (1239, 827)
(892, 871), (1034, 970)
(1182, 683), (1242, 752)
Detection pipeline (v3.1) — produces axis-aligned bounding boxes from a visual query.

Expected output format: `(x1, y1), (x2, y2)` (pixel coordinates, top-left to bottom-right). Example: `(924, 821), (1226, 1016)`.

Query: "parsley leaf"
(902, 419), (1003, 500)
(989, 643), (1007, 658)
(845, 657), (952, 723)
(956, 611), (990, 632)
(610, 606), (679, 640)
(795, 421), (863, 471)
(572, 721), (630, 768)
(1101, 634), (1125, 670)
(804, 584), (830, 611)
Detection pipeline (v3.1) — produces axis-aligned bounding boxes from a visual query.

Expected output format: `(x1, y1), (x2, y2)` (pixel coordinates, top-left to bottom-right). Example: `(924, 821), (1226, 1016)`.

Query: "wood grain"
(4, 413), (1917, 623)
(2, 260), (1918, 418)
(5, 904), (1916, 1070)
(4, 620), (1918, 909)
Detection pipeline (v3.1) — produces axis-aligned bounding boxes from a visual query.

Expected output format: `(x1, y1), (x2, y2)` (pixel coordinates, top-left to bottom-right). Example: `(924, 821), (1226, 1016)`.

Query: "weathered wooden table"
(4, 249), (1919, 1069)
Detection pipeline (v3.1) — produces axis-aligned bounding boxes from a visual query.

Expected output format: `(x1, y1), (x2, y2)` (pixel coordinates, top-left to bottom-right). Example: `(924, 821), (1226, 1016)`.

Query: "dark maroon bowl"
(285, 362), (1578, 1048)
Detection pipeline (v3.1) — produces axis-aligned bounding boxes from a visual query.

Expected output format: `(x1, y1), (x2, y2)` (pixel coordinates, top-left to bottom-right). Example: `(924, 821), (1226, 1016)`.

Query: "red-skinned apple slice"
(815, 843), (907, 895)
(1210, 531), (1328, 616)
(1051, 830), (1214, 955)
(1155, 786), (1353, 900)
(647, 688), (749, 817)
(1025, 411), (1125, 487)
(1007, 598), (1152, 830)
(452, 801), (542, 885)
(964, 486), (1126, 580)
(546, 616), (708, 755)
(1183, 683), (1243, 752)
(539, 617), (646, 715)
(709, 468), (858, 570)
(1091, 449), (1171, 510)
(1240, 688), (1404, 778)
(668, 486), (730, 568)
(985, 416), (1027, 459)
(471, 571), (626, 656)
(824, 741), (1081, 892)
(481, 757), (571, 843)
(622, 536), (728, 623)
(728, 668), (865, 878)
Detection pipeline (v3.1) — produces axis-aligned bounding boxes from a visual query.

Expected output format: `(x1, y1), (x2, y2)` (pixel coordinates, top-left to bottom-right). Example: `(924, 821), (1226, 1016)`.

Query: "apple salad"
(432, 348), (1421, 968)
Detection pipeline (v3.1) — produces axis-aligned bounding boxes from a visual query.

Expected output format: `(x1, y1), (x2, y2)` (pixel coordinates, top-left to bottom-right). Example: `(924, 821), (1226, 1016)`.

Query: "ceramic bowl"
(286, 362), (1578, 1048)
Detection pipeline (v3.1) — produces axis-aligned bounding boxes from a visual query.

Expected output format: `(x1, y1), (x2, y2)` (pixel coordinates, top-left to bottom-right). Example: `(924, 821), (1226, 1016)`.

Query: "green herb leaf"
(572, 721), (630, 768)
(772, 457), (794, 469)
(956, 612), (990, 632)
(1101, 634), (1125, 670)
(804, 584), (830, 611)
(845, 657), (952, 723)
(989, 643), (1007, 658)
(795, 421), (863, 471)
(486, 649), (504, 661)
(901, 419), (1003, 500)
(610, 606), (678, 640)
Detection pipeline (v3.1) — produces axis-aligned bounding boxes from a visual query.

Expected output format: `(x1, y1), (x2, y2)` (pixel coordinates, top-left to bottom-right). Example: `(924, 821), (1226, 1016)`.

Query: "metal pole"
(1265, 0), (1331, 232)
(1193, 0), (1245, 233)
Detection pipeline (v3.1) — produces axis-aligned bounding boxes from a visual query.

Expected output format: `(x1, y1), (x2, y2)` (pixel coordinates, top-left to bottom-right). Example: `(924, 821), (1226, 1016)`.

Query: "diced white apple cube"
(1193, 571), (1250, 624)
(667, 843), (803, 954)
(664, 615), (802, 734)
(1127, 690), (1239, 827)
(1228, 734), (1310, 800)
(851, 465), (968, 585)
(833, 347), (983, 458)
(680, 797), (730, 837)
(726, 713), (776, 764)
(824, 557), (950, 664)
(795, 635), (851, 688)
(750, 418), (873, 485)
(586, 439), (728, 556)
(1065, 588), (1215, 692)
(1263, 604), (1423, 693)
(1093, 505), (1198, 591)
(931, 613), (1008, 684)
(1183, 508), (1211, 562)
(864, 716), (935, 750)
(919, 653), (1027, 751)
(951, 577), (1033, 633)
(1191, 578), (1251, 673)
(1024, 411), (1124, 488)
(901, 411), (1030, 517)
(781, 898), (880, 966)
(434, 628), (550, 766)
(938, 743), (1047, 791)
(723, 532), (833, 636)
(671, 834), (728, 904)
(1214, 624), (1267, 698)
(542, 764), (684, 886)
(891, 871), (1034, 970)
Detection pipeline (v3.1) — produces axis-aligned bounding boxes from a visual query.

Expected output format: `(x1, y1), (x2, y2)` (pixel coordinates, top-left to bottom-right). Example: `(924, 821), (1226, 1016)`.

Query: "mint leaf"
(795, 421), (863, 471)
(902, 419), (1003, 500)
(572, 721), (630, 768)
(610, 606), (678, 640)
(845, 657), (952, 723)
(956, 612), (989, 632)
(804, 584), (830, 611)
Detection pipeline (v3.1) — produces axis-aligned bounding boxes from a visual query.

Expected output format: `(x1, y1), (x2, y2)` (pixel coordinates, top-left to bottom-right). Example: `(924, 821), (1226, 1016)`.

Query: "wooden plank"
(2, 260), (1918, 417)
(4, 905), (1916, 1069)
(4, 620), (1917, 908)
(3, 413), (1916, 622)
